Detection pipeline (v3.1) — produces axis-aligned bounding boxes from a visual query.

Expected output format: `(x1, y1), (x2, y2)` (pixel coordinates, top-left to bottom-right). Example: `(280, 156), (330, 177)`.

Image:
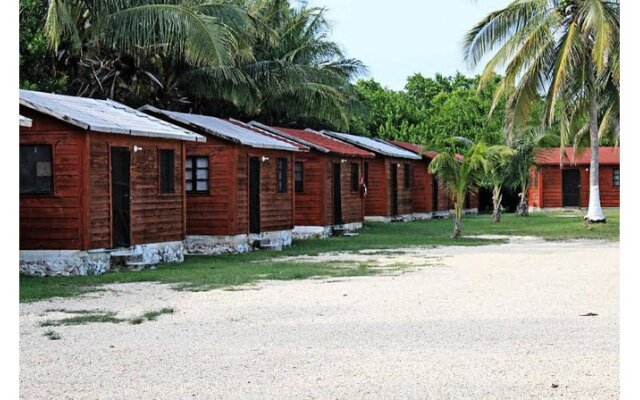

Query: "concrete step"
(110, 251), (143, 267)
(124, 261), (158, 271)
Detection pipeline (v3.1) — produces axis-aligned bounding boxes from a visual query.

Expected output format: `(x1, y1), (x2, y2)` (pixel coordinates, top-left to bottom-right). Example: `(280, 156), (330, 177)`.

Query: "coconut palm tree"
(463, 0), (619, 223)
(43, 0), (253, 102)
(480, 151), (516, 223)
(428, 138), (513, 238)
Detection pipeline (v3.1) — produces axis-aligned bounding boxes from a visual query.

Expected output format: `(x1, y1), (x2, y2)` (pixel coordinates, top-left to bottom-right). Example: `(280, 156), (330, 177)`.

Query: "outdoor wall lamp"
(133, 145), (143, 152)
(341, 159), (347, 163)
(261, 156), (269, 162)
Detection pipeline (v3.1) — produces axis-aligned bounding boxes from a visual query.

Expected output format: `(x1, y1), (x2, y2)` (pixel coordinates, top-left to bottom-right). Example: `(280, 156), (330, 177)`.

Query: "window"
(20, 144), (53, 195)
(404, 163), (412, 189)
(277, 158), (287, 193)
(351, 163), (359, 192)
(294, 161), (304, 193)
(186, 156), (209, 193)
(364, 162), (369, 186)
(159, 149), (175, 193)
(613, 167), (620, 187)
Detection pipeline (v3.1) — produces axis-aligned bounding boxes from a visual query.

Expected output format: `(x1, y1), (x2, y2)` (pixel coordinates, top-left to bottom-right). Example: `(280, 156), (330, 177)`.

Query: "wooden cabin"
(528, 147), (620, 210)
(19, 90), (205, 276)
(320, 131), (422, 221)
(248, 123), (375, 238)
(140, 106), (304, 254)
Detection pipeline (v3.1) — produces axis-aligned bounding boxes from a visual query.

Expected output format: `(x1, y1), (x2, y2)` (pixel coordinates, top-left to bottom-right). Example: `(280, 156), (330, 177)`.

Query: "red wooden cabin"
(140, 106), (304, 253)
(19, 90), (205, 276)
(390, 141), (479, 217)
(528, 147), (620, 210)
(320, 131), (423, 221)
(249, 123), (375, 238)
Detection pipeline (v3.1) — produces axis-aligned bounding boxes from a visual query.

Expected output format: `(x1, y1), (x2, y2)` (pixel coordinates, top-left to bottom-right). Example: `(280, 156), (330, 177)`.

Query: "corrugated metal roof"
(390, 141), (439, 159)
(19, 115), (32, 127)
(140, 106), (299, 152)
(19, 90), (205, 142)
(535, 147), (620, 165)
(228, 120), (308, 151)
(320, 130), (422, 160)
(249, 122), (374, 158)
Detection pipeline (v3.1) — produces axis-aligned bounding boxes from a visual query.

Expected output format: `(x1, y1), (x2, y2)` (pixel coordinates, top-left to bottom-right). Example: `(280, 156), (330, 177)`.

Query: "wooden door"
(391, 163), (398, 215)
(111, 147), (131, 247)
(249, 157), (261, 233)
(562, 169), (580, 207)
(432, 177), (439, 211)
(332, 163), (343, 225)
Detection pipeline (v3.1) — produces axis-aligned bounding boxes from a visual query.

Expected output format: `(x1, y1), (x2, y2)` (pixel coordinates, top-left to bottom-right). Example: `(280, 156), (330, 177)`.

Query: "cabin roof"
(20, 90), (205, 142)
(249, 122), (375, 158)
(19, 115), (32, 127)
(228, 120), (309, 152)
(140, 106), (299, 152)
(535, 147), (620, 166)
(319, 130), (422, 160)
(389, 141), (439, 159)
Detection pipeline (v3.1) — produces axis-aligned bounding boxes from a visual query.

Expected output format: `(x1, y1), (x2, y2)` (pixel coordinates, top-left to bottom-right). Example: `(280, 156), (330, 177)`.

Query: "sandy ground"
(20, 237), (619, 399)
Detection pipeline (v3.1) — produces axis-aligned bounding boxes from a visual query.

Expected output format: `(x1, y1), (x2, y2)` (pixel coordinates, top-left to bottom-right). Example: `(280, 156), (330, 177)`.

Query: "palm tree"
(463, 0), (619, 223)
(190, 0), (367, 129)
(428, 138), (512, 238)
(43, 0), (253, 101)
(509, 128), (561, 216)
(480, 151), (516, 223)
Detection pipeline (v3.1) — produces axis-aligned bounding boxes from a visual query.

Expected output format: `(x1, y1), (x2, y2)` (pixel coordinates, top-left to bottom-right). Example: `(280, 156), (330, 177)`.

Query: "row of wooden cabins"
(19, 90), (539, 277)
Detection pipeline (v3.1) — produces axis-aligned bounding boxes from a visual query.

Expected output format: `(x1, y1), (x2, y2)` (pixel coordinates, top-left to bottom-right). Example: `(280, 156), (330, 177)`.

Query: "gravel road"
(20, 238), (619, 399)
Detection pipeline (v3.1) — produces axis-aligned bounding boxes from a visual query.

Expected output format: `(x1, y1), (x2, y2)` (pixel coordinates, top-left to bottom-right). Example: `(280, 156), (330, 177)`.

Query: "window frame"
(159, 149), (176, 194)
(277, 158), (288, 193)
(351, 163), (360, 192)
(363, 162), (369, 186)
(294, 161), (304, 194)
(404, 163), (412, 189)
(20, 144), (54, 196)
(186, 155), (210, 194)
(613, 167), (620, 187)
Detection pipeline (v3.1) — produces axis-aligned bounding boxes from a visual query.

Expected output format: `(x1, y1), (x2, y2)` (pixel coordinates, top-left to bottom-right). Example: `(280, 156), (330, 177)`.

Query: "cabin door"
(432, 177), (439, 211)
(249, 157), (261, 233)
(111, 147), (131, 248)
(391, 164), (399, 215)
(332, 164), (343, 225)
(562, 169), (580, 207)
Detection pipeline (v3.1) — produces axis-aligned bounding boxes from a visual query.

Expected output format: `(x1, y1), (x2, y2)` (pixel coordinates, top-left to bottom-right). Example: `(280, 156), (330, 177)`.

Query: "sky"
(305, 0), (511, 90)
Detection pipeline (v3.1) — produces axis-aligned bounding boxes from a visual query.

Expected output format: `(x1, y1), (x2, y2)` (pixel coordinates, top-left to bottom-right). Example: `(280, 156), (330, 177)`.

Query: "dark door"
(562, 169), (580, 207)
(391, 163), (398, 215)
(249, 157), (261, 233)
(332, 164), (343, 225)
(111, 147), (131, 247)
(432, 177), (439, 211)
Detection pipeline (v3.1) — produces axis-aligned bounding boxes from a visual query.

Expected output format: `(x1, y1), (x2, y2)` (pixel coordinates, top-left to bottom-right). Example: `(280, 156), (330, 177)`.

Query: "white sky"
(306, 0), (511, 90)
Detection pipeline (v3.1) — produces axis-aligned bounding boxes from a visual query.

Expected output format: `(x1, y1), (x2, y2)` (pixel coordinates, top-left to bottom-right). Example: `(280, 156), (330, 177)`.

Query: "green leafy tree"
(428, 137), (512, 238)
(464, 0), (619, 223)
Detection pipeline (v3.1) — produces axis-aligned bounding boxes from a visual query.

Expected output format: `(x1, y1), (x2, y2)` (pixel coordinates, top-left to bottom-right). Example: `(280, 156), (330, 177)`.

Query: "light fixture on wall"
(133, 145), (143, 152)
(261, 156), (269, 162)
(341, 159), (347, 163)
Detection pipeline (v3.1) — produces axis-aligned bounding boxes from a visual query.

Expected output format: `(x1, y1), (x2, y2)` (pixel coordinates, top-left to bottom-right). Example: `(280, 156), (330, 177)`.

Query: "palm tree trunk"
(584, 63), (606, 223)
(516, 181), (529, 216)
(453, 192), (464, 238)
(492, 184), (502, 223)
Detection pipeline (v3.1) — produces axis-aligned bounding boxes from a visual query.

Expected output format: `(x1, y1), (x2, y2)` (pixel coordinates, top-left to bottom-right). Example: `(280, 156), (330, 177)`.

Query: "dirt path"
(20, 238), (619, 399)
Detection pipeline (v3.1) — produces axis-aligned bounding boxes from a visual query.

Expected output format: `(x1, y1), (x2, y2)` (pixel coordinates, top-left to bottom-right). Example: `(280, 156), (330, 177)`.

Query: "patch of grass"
(130, 307), (174, 325)
(20, 211), (618, 303)
(40, 311), (125, 327)
(45, 308), (98, 314)
(43, 329), (61, 340)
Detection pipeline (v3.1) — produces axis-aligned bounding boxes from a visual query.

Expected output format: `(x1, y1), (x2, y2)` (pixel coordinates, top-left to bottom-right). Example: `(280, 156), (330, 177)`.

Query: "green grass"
(20, 211), (618, 303)
(40, 311), (125, 327)
(43, 329), (61, 340)
(130, 307), (175, 325)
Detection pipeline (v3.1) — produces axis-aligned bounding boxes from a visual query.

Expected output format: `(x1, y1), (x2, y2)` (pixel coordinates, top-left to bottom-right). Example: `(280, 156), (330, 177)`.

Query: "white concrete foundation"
(364, 216), (393, 223)
(293, 226), (332, 240)
(248, 230), (293, 251)
(411, 212), (433, 221)
(19, 240), (184, 277)
(185, 235), (251, 255)
(463, 208), (479, 215)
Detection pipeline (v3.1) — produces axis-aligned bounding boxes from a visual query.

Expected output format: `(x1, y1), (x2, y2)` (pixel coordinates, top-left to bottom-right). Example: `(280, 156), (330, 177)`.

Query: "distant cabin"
(320, 131), (422, 222)
(528, 147), (620, 210)
(390, 141), (479, 217)
(19, 90), (205, 276)
(140, 106), (304, 253)
(250, 123), (375, 238)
